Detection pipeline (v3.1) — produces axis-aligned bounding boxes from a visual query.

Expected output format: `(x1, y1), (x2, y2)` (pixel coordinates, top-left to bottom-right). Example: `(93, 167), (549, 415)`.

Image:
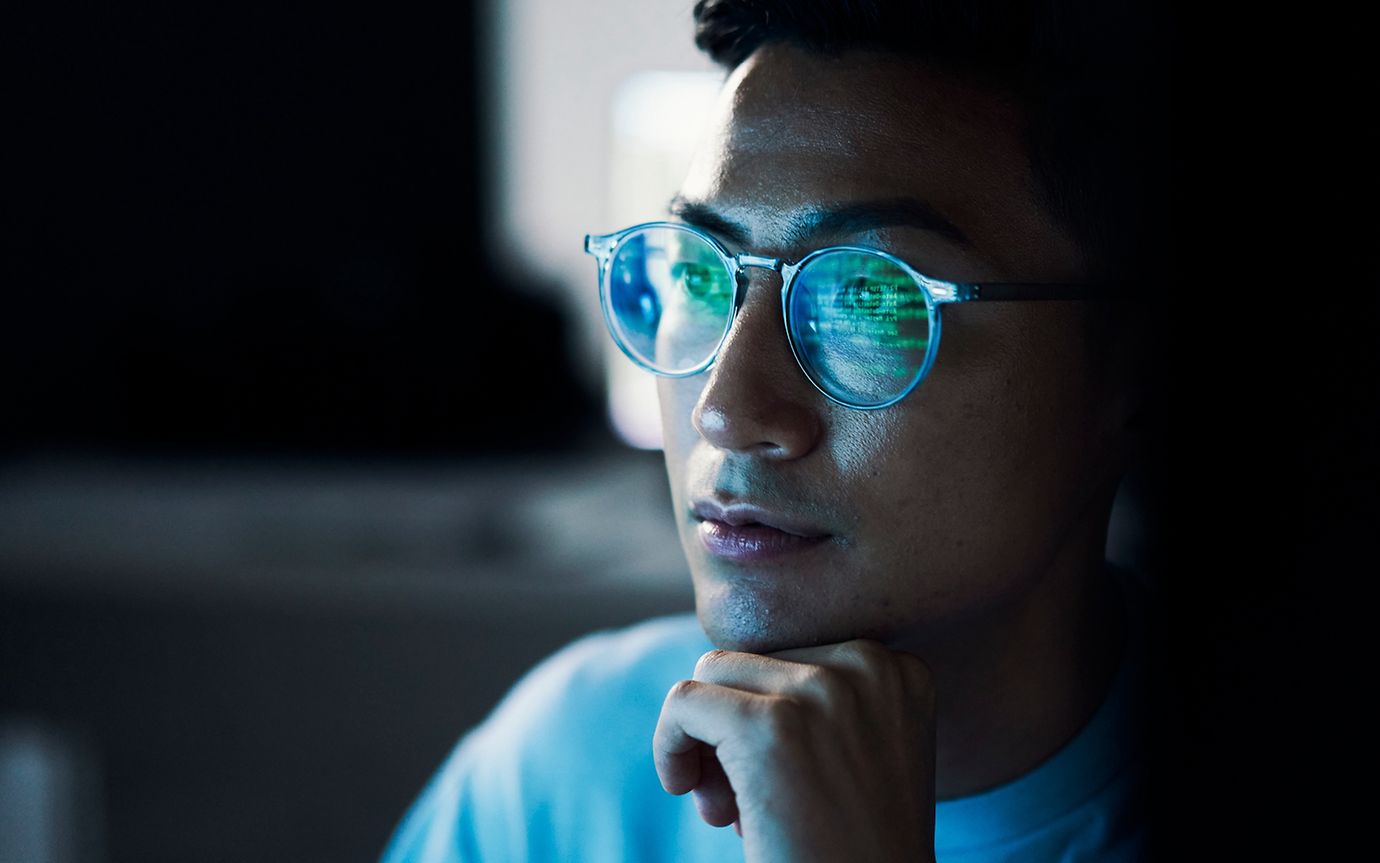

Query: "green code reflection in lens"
(635, 228), (734, 372)
(790, 251), (931, 405)
(668, 233), (733, 318)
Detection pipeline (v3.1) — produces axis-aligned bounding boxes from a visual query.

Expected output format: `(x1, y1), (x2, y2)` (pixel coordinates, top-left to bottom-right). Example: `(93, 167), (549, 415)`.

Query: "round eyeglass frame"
(584, 220), (1106, 411)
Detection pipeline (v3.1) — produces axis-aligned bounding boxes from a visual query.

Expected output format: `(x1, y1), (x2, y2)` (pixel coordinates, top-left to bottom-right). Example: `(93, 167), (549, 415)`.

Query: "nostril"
(692, 383), (823, 459)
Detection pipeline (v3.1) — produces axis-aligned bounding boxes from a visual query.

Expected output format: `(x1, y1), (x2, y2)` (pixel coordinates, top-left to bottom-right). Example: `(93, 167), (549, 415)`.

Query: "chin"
(695, 584), (856, 654)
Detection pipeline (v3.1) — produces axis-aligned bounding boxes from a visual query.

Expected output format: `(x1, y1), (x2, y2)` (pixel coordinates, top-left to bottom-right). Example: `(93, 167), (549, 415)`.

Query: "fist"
(652, 639), (938, 863)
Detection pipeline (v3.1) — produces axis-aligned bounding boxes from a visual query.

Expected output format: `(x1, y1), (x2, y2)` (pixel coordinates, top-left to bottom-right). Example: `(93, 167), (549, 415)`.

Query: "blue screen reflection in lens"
(607, 226), (734, 374)
(609, 233), (662, 343)
(789, 250), (931, 407)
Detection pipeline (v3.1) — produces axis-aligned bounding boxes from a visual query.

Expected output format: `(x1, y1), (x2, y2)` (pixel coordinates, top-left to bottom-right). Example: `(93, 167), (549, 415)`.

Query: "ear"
(1091, 311), (1160, 480)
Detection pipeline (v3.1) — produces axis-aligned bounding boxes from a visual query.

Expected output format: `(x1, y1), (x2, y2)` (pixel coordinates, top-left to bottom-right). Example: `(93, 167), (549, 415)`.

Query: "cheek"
(657, 376), (706, 496)
(826, 391), (984, 512)
(826, 348), (1068, 561)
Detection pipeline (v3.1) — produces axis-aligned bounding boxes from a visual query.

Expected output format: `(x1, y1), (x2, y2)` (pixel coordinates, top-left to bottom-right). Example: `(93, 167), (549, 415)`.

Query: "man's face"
(659, 43), (1130, 655)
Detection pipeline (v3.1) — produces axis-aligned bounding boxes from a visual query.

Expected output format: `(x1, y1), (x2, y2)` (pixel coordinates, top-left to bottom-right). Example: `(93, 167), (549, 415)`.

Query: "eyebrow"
(667, 194), (971, 247)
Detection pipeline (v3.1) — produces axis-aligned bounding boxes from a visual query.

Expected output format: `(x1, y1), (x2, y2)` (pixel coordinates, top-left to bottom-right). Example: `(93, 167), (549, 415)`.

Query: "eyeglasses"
(584, 220), (1106, 410)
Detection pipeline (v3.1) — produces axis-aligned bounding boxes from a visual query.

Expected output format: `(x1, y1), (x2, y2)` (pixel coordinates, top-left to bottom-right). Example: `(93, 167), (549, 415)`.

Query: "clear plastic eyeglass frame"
(584, 220), (1105, 410)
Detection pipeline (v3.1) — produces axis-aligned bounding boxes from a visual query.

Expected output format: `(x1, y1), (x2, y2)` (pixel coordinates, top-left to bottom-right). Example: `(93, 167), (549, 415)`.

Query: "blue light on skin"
(657, 42), (1132, 801)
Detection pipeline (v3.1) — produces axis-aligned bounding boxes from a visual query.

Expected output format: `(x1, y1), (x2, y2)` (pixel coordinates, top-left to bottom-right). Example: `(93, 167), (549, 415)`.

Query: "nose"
(691, 268), (824, 459)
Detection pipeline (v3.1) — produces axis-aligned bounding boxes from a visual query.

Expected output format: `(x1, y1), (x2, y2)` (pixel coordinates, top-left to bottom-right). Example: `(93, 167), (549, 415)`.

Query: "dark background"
(1149, 6), (1375, 858)
(4, 4), (670, 862)
(5, 2), (591, 455)
(3, 2), (1375, 861)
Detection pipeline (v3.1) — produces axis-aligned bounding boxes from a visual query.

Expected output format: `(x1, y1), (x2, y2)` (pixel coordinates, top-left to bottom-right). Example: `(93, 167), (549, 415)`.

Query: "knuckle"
(896, 653), (937, 707)
(897, 651), (935, 686)
(667, 678), (698, 701)
(801, 664), (853, 707)
(848, 638), (890, 664)
(693, 648), (728, 679)
(757, 696), (806, 741)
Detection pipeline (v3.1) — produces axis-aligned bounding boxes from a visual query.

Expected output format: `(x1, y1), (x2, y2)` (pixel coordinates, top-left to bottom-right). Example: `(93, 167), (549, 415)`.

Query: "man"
(383, 1), (1167, 860)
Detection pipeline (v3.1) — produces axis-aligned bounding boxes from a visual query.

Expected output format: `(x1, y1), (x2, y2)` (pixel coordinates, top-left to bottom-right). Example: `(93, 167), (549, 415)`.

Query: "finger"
(766, 638), (895, 672)
(695, 644), (881, 711)
(771, 639), (934, 700)
(652, 678), (771, 795)
(693, 648), (815, 694)
(690, 745), (739, 828)
(891, 649), (937, 708)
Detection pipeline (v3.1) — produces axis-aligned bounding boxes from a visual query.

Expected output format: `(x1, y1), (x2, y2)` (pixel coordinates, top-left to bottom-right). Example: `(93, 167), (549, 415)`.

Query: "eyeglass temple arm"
(938, 282), (1119, 303)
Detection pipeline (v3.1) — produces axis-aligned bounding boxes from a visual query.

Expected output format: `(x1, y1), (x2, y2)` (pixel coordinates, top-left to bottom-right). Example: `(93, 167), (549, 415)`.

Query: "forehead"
(679, 43), (1083, 281)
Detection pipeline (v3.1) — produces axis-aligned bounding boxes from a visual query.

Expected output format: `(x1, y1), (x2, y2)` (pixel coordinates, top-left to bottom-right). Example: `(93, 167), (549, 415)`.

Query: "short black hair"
(690, 0), (1172, 288)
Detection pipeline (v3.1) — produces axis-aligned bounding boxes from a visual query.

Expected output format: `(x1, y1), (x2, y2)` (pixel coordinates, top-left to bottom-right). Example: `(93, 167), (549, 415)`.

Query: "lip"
(691, 499), (832, 563)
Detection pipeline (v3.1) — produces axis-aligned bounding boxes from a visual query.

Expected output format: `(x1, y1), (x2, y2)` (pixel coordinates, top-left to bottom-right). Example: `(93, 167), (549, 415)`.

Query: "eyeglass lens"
(604, 227), (932, 407)
(607, 225), (734, 374)
(787, 250), (932, 407)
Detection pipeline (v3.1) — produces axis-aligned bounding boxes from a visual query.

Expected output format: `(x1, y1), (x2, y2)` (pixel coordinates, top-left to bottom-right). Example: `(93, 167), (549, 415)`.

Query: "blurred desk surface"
(0, 450), (693, 863)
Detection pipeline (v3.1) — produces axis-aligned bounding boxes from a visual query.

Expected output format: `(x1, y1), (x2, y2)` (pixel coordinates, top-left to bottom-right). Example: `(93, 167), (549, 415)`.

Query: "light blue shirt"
(382, 570), (1149, 862)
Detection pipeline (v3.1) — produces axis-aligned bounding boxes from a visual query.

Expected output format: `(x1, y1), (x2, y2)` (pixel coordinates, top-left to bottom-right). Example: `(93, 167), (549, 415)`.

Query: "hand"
(652, 639), (937, 863)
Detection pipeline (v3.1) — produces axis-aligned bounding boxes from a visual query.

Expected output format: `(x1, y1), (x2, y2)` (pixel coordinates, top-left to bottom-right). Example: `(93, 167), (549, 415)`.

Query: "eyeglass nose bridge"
(734, 253), (782, 271)
(729, 254), (795, 309)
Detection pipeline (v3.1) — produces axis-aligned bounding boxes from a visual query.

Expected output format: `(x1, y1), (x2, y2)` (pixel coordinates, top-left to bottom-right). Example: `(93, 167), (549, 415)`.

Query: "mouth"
(691, 499), (833, 563)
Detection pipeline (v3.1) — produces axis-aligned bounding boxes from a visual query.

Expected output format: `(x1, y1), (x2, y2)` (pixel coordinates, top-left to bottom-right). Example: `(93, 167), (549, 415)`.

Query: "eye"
(672, 261), (727, 297)
(670, 261), (733, 321)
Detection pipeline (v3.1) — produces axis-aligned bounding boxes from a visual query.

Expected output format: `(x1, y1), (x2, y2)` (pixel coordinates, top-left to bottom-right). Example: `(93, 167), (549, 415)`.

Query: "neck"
(895, 496), (1127, 800)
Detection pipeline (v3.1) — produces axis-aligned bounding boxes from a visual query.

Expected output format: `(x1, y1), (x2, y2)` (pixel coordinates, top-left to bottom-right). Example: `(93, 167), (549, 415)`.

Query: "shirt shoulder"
(471, 612), (714, 792)
(934, 562), (1152, 862)
(380, 613), (742, 863)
